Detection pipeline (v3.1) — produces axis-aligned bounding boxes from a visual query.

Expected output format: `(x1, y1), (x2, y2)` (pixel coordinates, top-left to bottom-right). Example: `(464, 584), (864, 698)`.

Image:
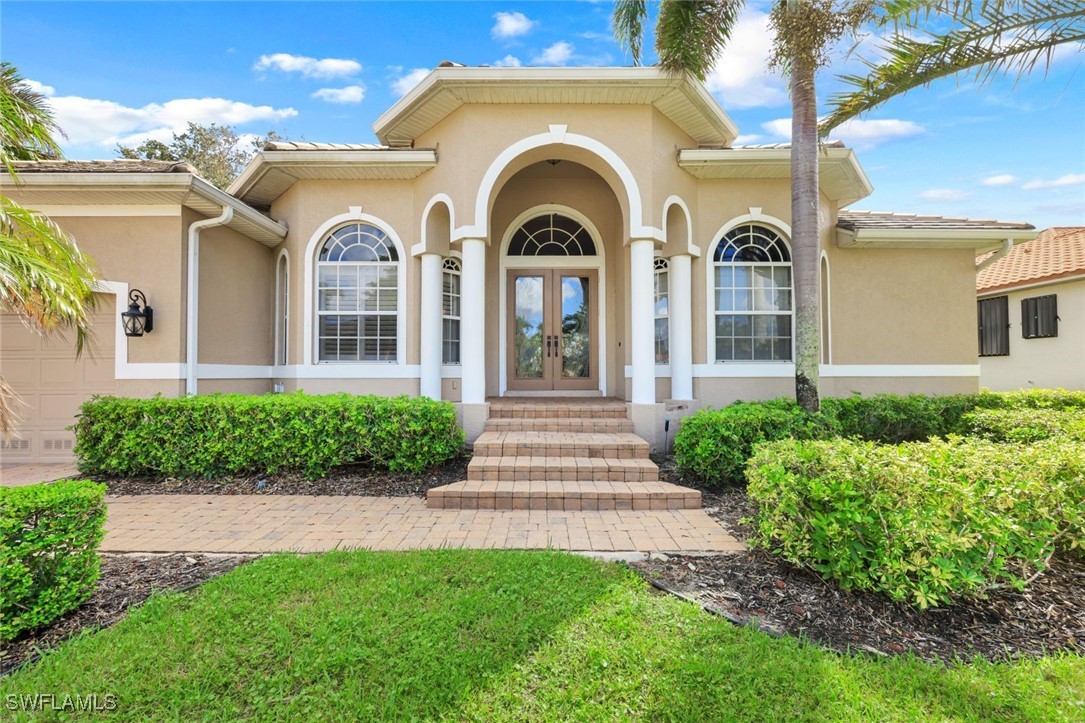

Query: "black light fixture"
(122, 289), (154, 337)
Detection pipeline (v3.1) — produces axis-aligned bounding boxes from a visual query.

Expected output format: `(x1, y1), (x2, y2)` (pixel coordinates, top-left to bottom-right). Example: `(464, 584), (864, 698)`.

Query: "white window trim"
(705, 211), (796, 365)
(442, 253), (462, 365)
(303, 208), (407, 367)
(274, 248), (290, 369)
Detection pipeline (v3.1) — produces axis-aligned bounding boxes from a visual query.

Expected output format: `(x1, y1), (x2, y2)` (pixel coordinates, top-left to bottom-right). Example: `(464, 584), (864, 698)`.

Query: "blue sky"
(3, 1), (1083, 228)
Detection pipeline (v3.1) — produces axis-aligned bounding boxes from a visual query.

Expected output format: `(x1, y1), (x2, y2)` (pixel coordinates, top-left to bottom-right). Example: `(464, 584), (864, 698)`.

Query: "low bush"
(746, 438), (1085, 608)
(74, 393), (464, 479)
(672, 399), (829, 485)
(964, 407), (1085, 443)
(975, 388), (1085, 410)
(820, 393), (979, 441)
(1, 480), (107, 641)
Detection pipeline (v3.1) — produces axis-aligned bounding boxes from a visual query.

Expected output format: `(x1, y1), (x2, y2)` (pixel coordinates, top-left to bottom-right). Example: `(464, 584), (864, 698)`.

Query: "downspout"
(976, 237), (1013, 272)
(186, 207), (234, 395)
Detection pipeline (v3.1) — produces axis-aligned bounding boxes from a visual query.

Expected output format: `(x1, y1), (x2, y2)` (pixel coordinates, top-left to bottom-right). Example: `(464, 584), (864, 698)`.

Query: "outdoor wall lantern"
(122, 289), (154, 337)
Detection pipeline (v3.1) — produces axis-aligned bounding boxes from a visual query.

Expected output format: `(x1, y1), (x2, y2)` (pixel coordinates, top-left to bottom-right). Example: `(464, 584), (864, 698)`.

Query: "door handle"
(546, 335), (552, 357)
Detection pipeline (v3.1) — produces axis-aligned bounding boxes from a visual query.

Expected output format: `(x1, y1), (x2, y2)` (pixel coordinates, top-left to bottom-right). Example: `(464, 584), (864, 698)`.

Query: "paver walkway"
(102, 494), (744, 554)
(0, 463), (76, 487)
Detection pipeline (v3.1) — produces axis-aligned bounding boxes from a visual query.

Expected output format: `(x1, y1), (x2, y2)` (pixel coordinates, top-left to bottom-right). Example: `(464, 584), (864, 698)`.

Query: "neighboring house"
(976, 227), (1085, 391)
(0, 67), (1036, 462)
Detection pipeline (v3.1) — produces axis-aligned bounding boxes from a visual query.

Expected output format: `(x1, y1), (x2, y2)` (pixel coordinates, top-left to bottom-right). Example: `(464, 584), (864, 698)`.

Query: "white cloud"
(311, 85), (365, 104)
(762, 118), (924, 150)
(254, 53), (361, 79)
(703, 11), (787, 109)
(23, 79), (56, 97)
(982, 173), (1018, 187)
(43, 93), (297, 147)
(492, 11), (536, 39)
(391, 68), (430, 96)
(761, 119), (793, 138)
(733, 134), (764, 145)
(920, 188), (971, 202)
(493, 55), (522, 68)
(1023, 173), (1085, 190)
(533, 41), (574, 66)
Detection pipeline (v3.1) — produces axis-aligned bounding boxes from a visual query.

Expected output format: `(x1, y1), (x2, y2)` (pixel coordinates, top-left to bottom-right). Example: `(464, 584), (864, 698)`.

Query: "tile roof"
(262, 141), (392, 151)
(977, 226), (1085, 293)
(730, 140), (846, 150)
(9, 159), (195, 173)
(838, 209), (1034, 232)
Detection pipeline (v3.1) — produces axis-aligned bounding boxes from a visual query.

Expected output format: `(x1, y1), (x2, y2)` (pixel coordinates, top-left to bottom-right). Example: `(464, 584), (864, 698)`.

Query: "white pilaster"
(419, 253), (442, 400)
(630, 238), (656, 404)
(460, 238), (487, 404)
(669, 253), (693, 400)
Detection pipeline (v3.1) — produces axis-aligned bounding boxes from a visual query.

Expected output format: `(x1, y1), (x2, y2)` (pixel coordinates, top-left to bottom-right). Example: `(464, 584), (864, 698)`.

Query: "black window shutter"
(1022, 294), (1058, 339)
(978, 296), (1009, 356)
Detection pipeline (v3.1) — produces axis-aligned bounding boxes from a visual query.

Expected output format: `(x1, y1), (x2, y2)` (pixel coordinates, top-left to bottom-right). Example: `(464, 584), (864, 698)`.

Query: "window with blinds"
(977, 295), (1009, 356)
(1021, 294), (1058, 339)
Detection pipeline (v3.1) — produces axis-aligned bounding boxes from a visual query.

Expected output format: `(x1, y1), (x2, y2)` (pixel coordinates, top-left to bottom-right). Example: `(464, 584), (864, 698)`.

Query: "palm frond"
(0, 62), (64, 178)
(822, 0), (1084, 131)
(614, 0), (650, 65)
(0, 196), (98, 355)
(655, 0), (745, 80)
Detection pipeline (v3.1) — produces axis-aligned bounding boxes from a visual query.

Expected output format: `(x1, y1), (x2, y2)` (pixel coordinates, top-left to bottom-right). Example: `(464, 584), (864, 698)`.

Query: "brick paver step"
(487, 401), (628, 420)
(473, 431), (649, 459)
(427, 480), (701, 511)
(467, 456), (659, 483)
(484, 417), (635, 433)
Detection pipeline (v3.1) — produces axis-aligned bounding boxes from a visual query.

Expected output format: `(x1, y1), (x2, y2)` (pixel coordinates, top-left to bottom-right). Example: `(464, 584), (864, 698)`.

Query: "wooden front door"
(506, 269), (597, 391)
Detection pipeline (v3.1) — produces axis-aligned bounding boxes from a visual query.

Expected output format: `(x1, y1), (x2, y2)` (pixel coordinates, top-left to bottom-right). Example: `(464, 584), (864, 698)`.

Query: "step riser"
(474, 442), (649, 458)
(429, 495), (699, 511)
(488, 407), (628, 420)
(467, 466), (657, 483)
(484, 420), (635, 433)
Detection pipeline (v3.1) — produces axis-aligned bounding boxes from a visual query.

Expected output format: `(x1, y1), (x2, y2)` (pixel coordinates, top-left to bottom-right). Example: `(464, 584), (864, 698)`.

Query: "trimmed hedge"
(74, 393), (464, 479)
(1, 480), (107, 641)
(674, 389), (1085, 485)
(746, 438), (1085, 609)
(964, 407), (1085, 443)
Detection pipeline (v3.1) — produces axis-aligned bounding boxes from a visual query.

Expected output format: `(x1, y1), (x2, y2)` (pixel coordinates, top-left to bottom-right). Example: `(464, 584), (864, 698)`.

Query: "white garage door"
(0, 295), (116, 463)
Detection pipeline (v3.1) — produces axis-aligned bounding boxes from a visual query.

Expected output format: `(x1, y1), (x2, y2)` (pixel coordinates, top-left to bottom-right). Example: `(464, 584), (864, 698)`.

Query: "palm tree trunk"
(790, 59), (821, 412)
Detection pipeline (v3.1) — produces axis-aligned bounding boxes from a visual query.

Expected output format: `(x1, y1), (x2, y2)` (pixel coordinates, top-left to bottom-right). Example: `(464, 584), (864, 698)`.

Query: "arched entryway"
(498, 206), (607, 394)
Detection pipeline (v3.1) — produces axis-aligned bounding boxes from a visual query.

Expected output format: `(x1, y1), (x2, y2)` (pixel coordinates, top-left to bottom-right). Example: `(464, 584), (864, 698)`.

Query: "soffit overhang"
(1, 173), (287, 246)
(836, 227), (1039, 250)
(373, 67), (739, 148)
(228, 150), (438, 210)
(678, 146), (874, 206)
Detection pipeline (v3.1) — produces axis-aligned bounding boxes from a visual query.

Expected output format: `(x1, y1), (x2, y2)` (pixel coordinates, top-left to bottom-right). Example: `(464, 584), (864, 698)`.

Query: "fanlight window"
(316, 223), (399, 362)
(712, 224), (793, 362)
(508, 213), (596, 256)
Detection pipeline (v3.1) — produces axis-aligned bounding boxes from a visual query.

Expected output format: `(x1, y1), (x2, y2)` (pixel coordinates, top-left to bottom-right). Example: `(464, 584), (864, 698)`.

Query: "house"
(976, 227), (1085, 391)
(0, 66), (1037, 463)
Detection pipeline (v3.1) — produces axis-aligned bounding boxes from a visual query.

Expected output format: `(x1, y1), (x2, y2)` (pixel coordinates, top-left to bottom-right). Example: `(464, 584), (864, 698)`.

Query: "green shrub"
(1, 480), (107, 641)
(74, 393), (464, 480)
(746, 438), (1085, 609)
(672, 399), (830, 485)
(821, 393), (980, 441)
(963, 407), (1085, 443)
(974, 388), (1085, 410)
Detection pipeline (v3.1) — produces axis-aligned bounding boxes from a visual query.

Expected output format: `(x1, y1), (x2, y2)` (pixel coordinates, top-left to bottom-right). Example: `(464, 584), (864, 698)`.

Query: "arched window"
(508, 213), (597, 256)
(316, 223), (399, 362)
(442, 257), (461, 364)
(653, 257), (669, 364)
(275, 252), (289, 366)
(712, 224), (792, 362)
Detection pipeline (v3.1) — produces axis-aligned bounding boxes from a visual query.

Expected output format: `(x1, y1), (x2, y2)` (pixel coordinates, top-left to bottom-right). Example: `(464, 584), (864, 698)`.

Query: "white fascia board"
(189, 177), (287, 241)
(837, 227), (1038, 249)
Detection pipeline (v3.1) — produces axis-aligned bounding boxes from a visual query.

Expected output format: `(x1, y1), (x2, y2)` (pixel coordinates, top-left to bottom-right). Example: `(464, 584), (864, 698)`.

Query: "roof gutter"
(975, 237), (1014, 272)
(186, 206), (234, 395)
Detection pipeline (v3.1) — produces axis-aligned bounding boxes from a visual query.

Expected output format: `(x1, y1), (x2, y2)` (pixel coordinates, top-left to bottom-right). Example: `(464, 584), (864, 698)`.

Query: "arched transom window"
(508, 213), (597, 256)
(712, 223), (793, 362)
(316, 223), (399, 362)
(442, 257), (461, 364)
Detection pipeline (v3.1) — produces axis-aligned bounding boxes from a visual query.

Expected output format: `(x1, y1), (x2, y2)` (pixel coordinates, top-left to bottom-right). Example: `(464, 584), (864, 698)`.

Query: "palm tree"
(0, 62), (99, 434)
(615, 0), (871, 411)
(821, 1), (1084, 132)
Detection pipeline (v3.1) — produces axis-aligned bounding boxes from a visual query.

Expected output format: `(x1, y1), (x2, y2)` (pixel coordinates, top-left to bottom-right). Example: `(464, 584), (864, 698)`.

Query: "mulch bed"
(2, 554), (250, 676)
(94, 456), (470, 497)
(642, 455), (1085, 664)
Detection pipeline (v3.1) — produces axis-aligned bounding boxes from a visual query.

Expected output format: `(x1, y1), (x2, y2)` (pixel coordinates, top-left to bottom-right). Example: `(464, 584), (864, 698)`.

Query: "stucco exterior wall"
(979, 278), (1085, 391)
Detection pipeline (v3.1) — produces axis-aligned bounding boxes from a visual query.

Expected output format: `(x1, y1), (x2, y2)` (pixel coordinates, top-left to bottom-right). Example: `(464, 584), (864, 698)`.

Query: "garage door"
(0, 295), (115, 462)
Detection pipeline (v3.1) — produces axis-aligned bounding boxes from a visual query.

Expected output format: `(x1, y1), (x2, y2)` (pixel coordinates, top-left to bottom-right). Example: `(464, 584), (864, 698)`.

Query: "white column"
(669, 253), (693, 400)
(419, 253), (442, 400)
(630, 238), (656, 404)
(460, 238), (486, 404)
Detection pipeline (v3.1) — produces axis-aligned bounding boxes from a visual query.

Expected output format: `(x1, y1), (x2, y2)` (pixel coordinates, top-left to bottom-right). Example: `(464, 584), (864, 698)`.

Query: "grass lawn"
(2, 551), (1081, 721)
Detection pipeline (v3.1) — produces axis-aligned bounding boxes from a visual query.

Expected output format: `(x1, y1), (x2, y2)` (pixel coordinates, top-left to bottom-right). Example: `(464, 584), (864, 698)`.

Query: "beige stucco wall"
(979, 278), (1085, 391)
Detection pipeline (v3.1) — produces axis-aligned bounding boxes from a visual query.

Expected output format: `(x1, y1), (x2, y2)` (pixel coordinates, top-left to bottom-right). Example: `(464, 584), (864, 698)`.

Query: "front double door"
(507, 269), (598, 391)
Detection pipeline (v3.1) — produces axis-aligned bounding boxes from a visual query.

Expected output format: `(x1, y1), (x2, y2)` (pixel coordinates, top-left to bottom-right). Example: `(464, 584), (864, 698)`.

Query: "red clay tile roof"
(838, 210), (1034, 232)
(977, 227), (1085, 293)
